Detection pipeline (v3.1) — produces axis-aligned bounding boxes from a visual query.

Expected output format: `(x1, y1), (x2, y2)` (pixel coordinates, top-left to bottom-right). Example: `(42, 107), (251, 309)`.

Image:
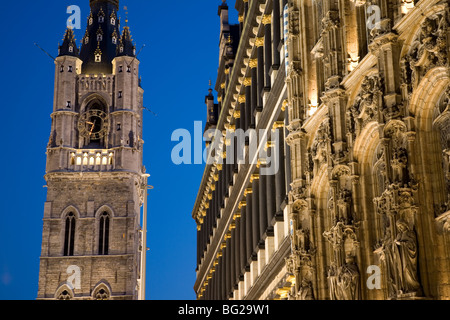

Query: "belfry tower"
(37, 0), (148, 300)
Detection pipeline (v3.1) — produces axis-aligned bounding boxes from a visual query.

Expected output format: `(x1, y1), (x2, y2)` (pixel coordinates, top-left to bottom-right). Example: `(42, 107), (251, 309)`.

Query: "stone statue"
(298, 278), (314, 300)
(393, 220), (421, 294)
(337, 255), (361, 300)
(327, 264), (339, 300)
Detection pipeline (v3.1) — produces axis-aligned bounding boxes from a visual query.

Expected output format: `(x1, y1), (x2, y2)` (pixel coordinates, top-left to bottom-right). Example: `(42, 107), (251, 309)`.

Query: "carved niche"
(349, 75), (383, 138)
(403, 9), (449, 92)
(373, 120), (422, 298)
(324, 165), (361, 300)
(433, 87), (450, 232)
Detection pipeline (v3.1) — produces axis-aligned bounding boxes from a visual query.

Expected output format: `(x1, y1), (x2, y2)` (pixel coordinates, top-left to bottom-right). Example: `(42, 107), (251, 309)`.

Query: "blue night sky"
(0, 0), (237, 300)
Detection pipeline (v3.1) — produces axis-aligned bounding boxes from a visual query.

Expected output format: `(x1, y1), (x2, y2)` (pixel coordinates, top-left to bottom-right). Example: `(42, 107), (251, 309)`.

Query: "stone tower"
(37, 0), (148, 300)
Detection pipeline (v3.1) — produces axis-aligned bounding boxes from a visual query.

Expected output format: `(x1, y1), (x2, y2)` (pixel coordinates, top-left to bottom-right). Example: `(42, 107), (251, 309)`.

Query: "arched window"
(99, 212), (110, 255)
(64, 213), (76, 256)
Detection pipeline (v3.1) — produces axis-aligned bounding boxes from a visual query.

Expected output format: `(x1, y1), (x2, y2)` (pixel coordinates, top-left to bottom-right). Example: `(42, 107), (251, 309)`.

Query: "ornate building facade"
(192, 0), (450, 300)
(37, 0), (148, 300)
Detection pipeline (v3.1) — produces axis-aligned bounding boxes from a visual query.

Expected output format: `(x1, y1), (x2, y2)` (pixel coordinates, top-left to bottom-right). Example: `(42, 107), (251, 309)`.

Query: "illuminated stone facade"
(37, 0), (148, 300)
(193, 0), (450, 300)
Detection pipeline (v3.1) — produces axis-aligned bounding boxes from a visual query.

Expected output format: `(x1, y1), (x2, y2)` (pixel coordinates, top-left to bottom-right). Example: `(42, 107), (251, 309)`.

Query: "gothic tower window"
(58, 290), (72, 300)
(111, 17), (116, 25)
(64, 213), (76, 256)
(112, 36), (117, 44)
(98, 212), (110, 255)
(99, 16), (104, 23)
(93, 286), (110, 300)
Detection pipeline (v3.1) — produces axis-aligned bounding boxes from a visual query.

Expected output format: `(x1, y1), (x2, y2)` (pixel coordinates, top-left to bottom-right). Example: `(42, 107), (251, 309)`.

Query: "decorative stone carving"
(350, 75), (382, 136)
(407, 10), (449, 89)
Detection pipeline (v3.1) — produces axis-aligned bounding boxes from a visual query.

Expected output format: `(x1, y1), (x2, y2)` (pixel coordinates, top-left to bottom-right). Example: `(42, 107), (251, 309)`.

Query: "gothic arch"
(399, 2), (448, 59)
(309, 164), (331, 299)
(409, 67), (449, 130)
(55, 284), (74, 300)
(60, 206), (81, 257)
(94, 204), (115, 218)
(94, 205), (115, 255)
(91, 281), (112, 300)
(404, 64), (450, 298)
(60, 205), (81, 219)
(352, 122), (387, 299)
(79, 92), (110, 114)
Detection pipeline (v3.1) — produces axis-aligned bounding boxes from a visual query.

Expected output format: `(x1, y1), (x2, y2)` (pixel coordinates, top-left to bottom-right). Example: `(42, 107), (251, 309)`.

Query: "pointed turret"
(117, 25), (136, 57)
(205, 82), (218, 133)
(58, 28), (79, 57)
(80, 0), (121, 74)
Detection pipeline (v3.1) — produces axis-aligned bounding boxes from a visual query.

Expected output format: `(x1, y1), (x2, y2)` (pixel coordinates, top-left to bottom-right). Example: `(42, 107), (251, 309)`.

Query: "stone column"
(266, 146), (276, 234)
(244, 78), (252, 133)
(234, 213), (241, 288)
(250, 60), (258, 128)
(274, 122), (286, 219)
(272, 0), (281, 69)
(256, 38), (265, 111)
(239, 95), (246, 133)
(263, 14), (272, 90)
(259, 164), (268, 245)
(245, 188), (253, 265)
(239, 203), (247, 274)
(251, 174), (260, 254)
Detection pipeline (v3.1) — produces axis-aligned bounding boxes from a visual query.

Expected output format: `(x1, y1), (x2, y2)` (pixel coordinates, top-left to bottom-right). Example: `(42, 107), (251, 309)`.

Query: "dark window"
(99, 212), (110, 255)
(64, 213), (76, 256)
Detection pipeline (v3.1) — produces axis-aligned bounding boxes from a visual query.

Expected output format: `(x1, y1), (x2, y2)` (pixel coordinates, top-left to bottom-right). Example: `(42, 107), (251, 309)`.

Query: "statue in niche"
(296, 228), (310, 253)
(336, 189), (353, 225)
(298, 278), (314, 300)
(393, 219), (421, 295)
(391, 147), (408, 184)
(337, 255), (361, 300)
(327, 263), (339, 300)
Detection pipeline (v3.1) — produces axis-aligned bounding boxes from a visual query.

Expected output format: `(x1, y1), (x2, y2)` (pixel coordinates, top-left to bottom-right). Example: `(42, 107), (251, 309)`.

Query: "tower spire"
(58, 28), (79, 57)
(80, 0), (122, 74)
(90, 0), (119, 9)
